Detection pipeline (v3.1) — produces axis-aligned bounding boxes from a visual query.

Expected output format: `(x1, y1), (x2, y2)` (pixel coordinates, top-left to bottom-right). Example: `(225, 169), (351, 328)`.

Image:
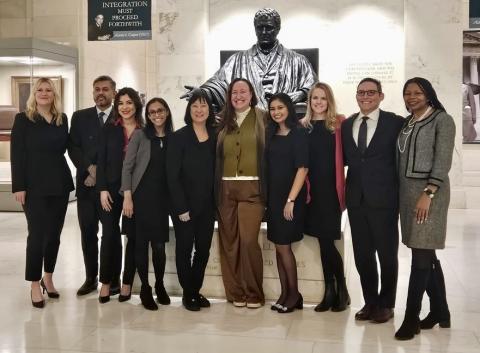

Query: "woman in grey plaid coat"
(395, 77), (455, 340)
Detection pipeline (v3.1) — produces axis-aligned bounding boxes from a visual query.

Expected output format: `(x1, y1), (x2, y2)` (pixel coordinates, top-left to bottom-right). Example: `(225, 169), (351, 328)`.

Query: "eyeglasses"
(148, 108), (166, 116)
(356, 90), (379, 97)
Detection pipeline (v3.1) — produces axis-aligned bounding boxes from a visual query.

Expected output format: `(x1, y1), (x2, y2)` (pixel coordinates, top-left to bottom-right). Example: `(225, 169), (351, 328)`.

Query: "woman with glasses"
(11, 77), (74, 308)
(121, 97), (173, 310)
(301, 82), (350, 312)
(167, 90), (216, 311)
(395, 77), (455, 340)
(97, 87), (143, 304)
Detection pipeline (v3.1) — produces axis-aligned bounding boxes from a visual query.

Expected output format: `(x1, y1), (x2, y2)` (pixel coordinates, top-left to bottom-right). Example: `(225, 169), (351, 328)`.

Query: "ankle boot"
(315, 280), (336, 312)
(394, 266), (430, 340)
(140, 284), (158, 311)
(395, 313), (420, 340)
(420, 259), (451, 329)
(332, 277), (351, 312)
(155, 282), (171, 305)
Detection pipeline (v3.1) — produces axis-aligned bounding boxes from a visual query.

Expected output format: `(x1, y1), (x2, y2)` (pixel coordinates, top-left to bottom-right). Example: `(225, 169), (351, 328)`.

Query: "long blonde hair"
(303, 82), (338, 132)
(25, 77), (63, 126)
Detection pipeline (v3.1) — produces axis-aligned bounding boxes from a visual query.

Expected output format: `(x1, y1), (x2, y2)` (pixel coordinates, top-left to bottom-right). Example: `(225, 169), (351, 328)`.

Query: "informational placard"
(88, 0), (151, 41)
(471, 0), (480, 28)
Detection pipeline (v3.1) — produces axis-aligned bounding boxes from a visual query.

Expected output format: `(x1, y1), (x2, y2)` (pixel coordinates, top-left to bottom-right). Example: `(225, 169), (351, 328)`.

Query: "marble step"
(463, 171), (480, 186)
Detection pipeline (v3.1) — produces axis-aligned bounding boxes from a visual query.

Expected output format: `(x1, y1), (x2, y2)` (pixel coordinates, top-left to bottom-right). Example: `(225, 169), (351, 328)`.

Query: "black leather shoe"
(197, 294), (210, 308)
(77, 277), (98, 296)
(355, 304), (375, 321)
(420, 312), (451, 329)
(182, 295), (200, 311)
(371, 307), (394, 323)
(118, 291), (132, 302)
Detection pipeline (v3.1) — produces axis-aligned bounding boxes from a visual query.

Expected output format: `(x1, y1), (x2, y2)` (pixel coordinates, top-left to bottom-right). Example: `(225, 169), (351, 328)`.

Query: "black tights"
(275, 244), (300, 307)
(411, 248), (437, 269)
(136, 238), (166, 287)
(318, 238), (345, 283)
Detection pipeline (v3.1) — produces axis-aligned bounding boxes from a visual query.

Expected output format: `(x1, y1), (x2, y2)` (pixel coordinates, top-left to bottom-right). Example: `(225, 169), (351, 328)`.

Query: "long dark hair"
(184, 89), (216, 128)
(266, 93), (298, 142)
(403, 77), (446, 113)
(218, 78), (258, 133)
(113, 87), (144, 127)
(144, 97), (173, 139)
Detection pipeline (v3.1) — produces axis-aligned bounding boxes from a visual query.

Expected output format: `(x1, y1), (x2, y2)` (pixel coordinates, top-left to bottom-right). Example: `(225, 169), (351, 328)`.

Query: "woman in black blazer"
(97, 87), (143, 303)
(121, 97), (173, 310)
(10, 77), (74, 308)
(167, 90), (216, 311)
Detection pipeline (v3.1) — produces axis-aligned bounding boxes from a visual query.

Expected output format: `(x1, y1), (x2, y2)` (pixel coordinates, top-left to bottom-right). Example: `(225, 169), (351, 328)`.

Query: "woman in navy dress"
(266, 93), (308, 313)
(301, 82), (350, 312)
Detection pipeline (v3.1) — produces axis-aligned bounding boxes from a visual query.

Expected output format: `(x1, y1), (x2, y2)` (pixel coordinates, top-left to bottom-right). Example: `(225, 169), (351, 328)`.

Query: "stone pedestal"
(133, 216), (346, 303)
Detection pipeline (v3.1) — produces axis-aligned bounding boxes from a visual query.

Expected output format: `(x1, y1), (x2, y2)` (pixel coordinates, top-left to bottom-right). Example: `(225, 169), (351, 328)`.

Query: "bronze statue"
(181, 8), (317, 111)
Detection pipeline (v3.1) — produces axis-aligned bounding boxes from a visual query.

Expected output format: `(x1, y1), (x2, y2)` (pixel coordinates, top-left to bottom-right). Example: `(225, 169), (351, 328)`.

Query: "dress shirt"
(96, 106), (112, 124)
(352, 108), (380, 147)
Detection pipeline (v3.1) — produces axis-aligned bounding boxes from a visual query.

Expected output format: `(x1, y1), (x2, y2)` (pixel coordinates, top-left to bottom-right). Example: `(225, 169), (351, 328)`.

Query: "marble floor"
(0, 204), (479, 353)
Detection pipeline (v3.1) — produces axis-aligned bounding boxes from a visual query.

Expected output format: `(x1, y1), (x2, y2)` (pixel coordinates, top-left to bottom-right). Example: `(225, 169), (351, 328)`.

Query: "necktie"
(98, 111), (105, 126)
(357, 116), (368, 154)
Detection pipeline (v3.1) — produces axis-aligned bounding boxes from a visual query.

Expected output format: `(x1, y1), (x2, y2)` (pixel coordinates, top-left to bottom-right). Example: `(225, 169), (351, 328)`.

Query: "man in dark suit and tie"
(68, 75), (120, 296)
(341, 77), (404, 323)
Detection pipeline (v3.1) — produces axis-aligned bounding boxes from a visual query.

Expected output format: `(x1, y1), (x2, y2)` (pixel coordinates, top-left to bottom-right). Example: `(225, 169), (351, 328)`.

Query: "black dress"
(133, 136), (170, 243)
(304, 121), (341, 240)
(266, 128), (308, 245)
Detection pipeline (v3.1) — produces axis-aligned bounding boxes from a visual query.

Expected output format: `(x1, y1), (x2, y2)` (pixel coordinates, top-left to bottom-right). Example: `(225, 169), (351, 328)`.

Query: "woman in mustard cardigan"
(301, 82), (350, 312)
(215, 78), (267, 308)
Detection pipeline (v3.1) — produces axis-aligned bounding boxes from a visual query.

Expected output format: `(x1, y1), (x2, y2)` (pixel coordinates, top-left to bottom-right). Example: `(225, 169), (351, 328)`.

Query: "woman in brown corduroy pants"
(215, 78), (267, 308)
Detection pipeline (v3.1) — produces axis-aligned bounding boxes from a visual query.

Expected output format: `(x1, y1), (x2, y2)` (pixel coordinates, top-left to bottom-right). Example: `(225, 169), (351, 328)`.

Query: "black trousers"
(122, 217), (136, 285)
(98, 183), (123, 284)
(23, 194), (69, 281)
(348, 204), (399, 308)
(173, 208), (214, 297)
(76, 188), (101, 279)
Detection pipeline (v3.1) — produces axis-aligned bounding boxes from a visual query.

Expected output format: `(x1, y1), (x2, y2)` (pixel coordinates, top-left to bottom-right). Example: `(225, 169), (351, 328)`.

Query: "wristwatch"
(423, 188), (435, 199)
(287, 198), (295, 203)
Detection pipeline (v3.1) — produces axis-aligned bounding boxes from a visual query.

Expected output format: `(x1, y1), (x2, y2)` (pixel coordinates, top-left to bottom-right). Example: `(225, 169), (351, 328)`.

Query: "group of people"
(10, 73), (455, 341)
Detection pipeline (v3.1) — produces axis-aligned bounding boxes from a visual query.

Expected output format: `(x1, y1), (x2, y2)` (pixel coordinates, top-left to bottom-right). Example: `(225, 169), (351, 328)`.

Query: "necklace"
(397, 107), (432, 153)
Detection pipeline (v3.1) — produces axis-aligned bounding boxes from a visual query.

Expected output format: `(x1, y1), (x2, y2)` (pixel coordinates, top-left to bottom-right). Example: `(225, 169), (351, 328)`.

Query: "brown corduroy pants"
(217, 180), (265, 304)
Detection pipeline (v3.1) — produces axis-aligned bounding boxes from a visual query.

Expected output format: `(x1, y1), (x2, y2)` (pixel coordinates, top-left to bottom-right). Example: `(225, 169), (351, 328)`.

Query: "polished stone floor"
(0, 203), (479, 353)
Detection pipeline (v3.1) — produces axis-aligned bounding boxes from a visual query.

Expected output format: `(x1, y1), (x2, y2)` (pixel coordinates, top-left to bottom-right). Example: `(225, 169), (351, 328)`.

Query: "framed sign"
(88, 0), (152, 41)
(471, 0), (480, 28)
(11, 76), (63, 113)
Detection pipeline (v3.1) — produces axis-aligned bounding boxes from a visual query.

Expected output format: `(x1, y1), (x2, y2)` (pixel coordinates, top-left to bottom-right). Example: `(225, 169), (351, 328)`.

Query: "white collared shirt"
(96, 106), (113, 124)
(352, 108), (380, 147)
(235, 107), (251, 127)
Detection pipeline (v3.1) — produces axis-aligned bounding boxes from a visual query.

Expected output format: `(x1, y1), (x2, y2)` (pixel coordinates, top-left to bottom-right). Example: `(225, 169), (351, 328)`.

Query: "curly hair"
(113, 87), (144, 127)
(254, 8), (281, 29)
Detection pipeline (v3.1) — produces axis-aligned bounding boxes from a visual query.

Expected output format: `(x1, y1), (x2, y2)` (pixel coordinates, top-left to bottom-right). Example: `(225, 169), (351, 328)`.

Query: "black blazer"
(166, 125), (216, 216)
(341, 110), (404, 209)
(10, 112), (74, 196)
(96, 122), (127, 191)
(68, 106), (113, 196)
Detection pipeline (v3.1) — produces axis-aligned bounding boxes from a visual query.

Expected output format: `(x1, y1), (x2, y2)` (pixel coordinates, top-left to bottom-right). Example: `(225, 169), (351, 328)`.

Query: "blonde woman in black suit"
(11, 77), (74, 308)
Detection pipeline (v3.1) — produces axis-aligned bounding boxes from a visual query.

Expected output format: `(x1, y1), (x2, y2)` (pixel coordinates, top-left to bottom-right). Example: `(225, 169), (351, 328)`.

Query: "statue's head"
(254, 8), (281, 50)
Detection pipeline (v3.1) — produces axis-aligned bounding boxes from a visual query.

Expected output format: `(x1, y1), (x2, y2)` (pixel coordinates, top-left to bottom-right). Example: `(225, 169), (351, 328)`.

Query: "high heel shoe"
(278, 294), (303, 314)
(118, 291), (132, 302)
(98, 294), (110, 304)
(31, 290), (45, 308)
(40, 278), (60, 299)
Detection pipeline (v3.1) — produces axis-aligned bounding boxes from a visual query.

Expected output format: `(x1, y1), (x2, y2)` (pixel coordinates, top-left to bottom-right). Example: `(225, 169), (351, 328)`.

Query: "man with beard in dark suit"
(342, 77), (404, 324)
(69, 75), (121, 296)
